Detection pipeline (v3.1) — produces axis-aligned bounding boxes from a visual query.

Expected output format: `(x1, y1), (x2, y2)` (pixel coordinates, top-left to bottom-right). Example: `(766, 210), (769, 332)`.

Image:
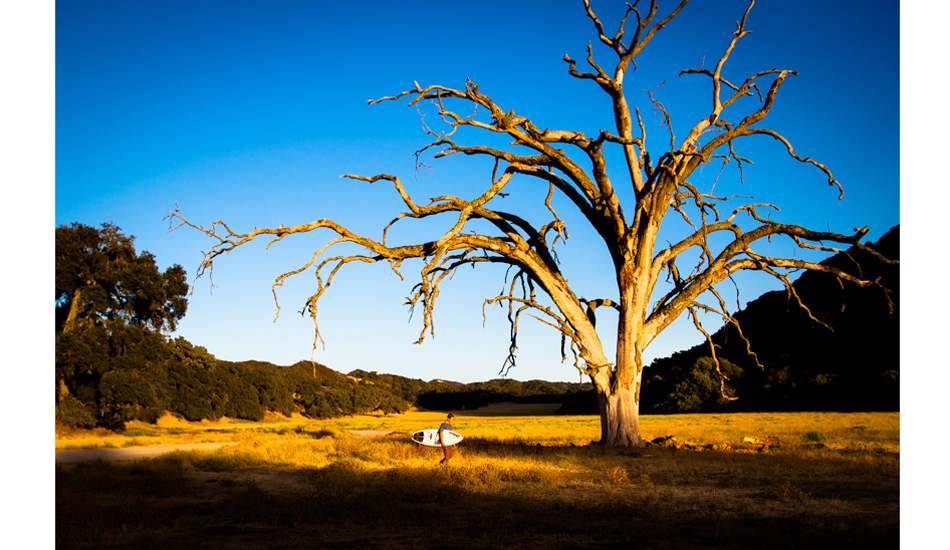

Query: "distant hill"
(641, 225), (900, 413)
(281, 359), (348, 381)
(350, 369), (591, 412)
(222, 358), (346, 381)
(415, 378), (593, 411)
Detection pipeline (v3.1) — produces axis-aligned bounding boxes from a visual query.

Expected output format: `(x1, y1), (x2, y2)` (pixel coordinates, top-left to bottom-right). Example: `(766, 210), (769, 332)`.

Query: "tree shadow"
(56, 439), (899, 550)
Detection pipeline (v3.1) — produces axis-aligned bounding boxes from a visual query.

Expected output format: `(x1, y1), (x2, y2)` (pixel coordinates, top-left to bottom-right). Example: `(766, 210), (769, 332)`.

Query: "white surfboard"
(411, 428), (463, 447)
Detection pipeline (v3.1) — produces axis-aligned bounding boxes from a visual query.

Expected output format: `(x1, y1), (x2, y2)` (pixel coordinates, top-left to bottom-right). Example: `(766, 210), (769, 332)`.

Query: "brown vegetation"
(56, 410), (898, 549)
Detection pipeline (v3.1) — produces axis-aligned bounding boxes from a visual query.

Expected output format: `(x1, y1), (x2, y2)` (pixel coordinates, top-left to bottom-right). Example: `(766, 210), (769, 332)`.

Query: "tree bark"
(596, 377), (644, 447)
(589, 279), (647, 447)
(62, 288), (83, 334)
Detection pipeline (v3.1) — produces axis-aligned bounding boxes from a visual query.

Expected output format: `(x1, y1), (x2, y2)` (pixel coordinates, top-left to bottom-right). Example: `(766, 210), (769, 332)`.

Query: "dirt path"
(55, 431), (403, 463)
(55, 442), (238, 463)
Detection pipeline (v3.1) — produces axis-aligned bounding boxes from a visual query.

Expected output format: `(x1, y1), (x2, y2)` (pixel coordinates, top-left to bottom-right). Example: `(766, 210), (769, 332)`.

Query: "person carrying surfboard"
(438, 413), (457, 464)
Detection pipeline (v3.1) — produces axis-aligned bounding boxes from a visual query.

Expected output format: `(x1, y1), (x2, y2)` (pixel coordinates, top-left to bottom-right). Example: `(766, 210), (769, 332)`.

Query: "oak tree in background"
(56, 222), (189, 427)
(56, 222), (188, 335)
(170, 0), (896, 446)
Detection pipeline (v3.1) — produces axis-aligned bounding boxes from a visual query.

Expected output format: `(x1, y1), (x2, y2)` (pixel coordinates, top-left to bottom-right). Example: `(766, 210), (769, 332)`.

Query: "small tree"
(170, 0), (895, 446)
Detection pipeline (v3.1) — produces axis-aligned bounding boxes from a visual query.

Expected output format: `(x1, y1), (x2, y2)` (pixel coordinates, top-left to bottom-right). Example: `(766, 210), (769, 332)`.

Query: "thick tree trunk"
(596, 381), (644, 447)
(593, 282), (647, 447)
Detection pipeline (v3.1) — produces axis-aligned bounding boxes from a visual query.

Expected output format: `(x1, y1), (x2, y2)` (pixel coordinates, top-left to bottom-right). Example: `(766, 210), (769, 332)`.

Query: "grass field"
(55, 407), (899, 549)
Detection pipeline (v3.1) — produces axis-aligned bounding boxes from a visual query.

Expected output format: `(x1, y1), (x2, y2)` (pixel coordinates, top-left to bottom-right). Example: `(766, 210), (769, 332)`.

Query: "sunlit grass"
(57, 408), (899, 549)
(98, 412), (898, 484)
(57, 408), (900, 455)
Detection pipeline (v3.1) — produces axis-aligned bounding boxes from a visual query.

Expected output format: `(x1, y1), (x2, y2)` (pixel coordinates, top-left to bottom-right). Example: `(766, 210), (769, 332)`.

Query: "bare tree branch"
(170, 0), (897, 447)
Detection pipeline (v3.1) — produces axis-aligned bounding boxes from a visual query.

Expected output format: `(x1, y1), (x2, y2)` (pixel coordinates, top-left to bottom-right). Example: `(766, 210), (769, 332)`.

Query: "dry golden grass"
(56, 408), (899, 549)
(56, 407), (899, 451)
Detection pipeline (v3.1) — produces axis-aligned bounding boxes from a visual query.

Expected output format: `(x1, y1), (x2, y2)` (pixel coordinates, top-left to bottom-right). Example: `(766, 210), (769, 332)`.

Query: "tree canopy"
(56, 222), (188, 334)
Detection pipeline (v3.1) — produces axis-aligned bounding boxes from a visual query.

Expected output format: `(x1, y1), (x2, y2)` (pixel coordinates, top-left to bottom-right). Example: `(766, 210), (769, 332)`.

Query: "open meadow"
(56, 407), (899, 549)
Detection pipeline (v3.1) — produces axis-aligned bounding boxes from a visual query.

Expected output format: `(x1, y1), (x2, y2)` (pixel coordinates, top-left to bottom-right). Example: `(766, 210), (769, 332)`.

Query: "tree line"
(57, 324), (419, 429)
(355, 370), (594, 412)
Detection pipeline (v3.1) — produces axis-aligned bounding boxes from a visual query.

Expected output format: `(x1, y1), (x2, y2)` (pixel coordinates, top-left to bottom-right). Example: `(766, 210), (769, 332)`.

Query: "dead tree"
(169, 0), (894, 447)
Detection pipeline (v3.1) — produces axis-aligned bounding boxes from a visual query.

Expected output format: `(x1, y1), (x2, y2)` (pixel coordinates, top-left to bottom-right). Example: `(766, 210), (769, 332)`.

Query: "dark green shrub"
(56, 393), (98, 429)
(644, 357), (743, 414)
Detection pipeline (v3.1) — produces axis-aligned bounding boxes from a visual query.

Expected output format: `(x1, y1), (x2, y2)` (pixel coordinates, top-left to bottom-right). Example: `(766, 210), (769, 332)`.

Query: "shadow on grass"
(57, 440), (899, 550)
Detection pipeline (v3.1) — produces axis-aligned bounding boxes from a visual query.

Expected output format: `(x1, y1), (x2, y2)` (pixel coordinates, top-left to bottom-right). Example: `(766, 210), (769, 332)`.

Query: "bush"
(644, 357), (743, 414)
(57, 393), (98, 429)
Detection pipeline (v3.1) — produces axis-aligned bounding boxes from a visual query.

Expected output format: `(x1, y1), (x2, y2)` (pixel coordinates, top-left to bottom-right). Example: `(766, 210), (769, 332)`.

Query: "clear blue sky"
(51, 0), (901, 384)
